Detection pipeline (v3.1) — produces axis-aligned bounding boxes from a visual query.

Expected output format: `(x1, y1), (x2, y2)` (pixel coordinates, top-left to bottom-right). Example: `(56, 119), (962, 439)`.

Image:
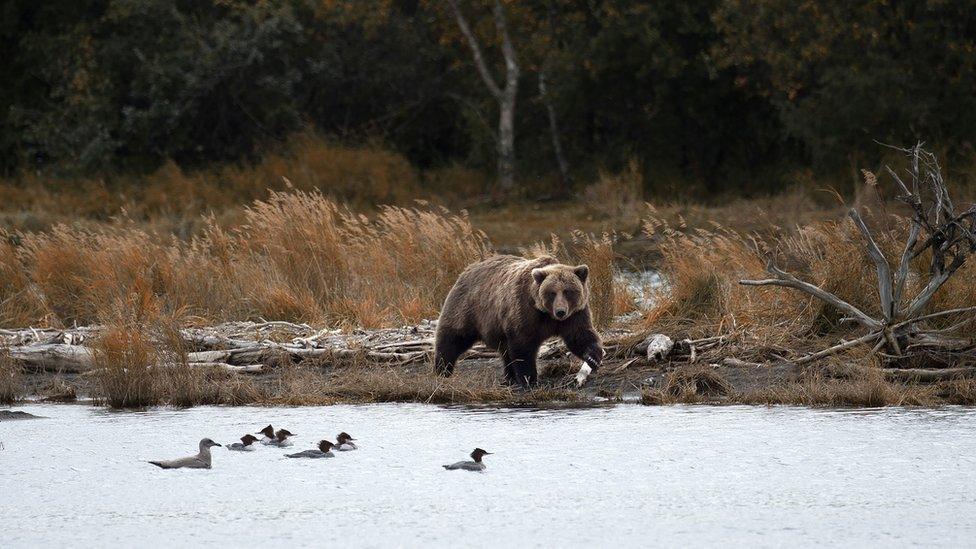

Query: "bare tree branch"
(849, 209), (895, 320)
(793, 331), (882, 365)
(739, 262), (882, 330)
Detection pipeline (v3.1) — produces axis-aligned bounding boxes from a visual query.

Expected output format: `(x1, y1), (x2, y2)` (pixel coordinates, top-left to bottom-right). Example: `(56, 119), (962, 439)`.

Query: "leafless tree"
(446, 0), (520, 190)
(740, 144), (976, 367)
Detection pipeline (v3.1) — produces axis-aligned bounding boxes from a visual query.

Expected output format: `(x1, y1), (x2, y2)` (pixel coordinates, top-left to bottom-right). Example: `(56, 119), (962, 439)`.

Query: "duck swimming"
(149, 438), (221, 469)
(266, 429), (297, 447)
(335, 432), (357, 451)
(443, 448), (492, 471)
(227, 434), (260, 451)
(285, 440), (335, 459)
(256, 425), (276, 443)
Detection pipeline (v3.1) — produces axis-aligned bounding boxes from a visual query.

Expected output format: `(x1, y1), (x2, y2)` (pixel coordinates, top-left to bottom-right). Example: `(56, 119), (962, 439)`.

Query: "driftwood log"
(2, 320), (640, 381)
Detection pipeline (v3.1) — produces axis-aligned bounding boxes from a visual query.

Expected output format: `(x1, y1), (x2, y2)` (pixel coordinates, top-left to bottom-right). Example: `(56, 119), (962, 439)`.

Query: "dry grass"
(0, 347), (24, 403)
(90, 325), (160, 408)
(1, 191), (489, 328)
(0, 232), (48, 326)
(0, 134), (423, 235)
(641, 365), (733, 404)
(735, 376), (923, 407)
(634, 201), (975, 364)
(639, 364), (954, 406)
(581, 159), (644, 219)
(574, 233), (616, 328)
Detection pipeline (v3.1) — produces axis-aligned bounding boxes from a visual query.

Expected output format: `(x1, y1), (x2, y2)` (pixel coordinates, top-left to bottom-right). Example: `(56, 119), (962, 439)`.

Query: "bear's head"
(531, 263), (590, 321)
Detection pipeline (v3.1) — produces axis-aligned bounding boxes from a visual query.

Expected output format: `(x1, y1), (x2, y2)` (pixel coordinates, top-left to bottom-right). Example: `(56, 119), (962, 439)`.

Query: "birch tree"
(446, 0), (520, 190)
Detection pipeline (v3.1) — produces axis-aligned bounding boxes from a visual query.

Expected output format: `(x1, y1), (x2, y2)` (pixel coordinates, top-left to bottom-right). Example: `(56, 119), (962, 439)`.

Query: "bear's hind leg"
(500, 349), (517, 384)
(505, 344), (539, 387)
(434, 329), (476, 377)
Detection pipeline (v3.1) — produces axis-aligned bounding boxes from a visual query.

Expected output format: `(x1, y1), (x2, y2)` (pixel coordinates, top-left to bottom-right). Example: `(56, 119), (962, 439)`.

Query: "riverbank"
(5, 320), (976, 408)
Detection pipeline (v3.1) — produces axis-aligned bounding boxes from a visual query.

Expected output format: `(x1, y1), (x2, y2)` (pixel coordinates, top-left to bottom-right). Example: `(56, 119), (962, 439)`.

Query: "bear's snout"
(554, 309), (567, 319)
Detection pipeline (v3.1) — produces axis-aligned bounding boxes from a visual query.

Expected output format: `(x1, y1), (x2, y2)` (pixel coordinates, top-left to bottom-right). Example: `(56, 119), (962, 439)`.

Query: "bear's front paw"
(583, 347), (604, 371)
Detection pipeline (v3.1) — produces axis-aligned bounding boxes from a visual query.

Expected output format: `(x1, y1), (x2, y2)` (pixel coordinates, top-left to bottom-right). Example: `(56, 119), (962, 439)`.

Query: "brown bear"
(434, 255), (603, 386)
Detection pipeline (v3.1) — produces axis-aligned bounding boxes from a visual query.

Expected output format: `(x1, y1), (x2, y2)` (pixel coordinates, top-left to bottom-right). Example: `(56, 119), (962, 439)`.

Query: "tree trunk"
(497, 89), (516, 189)
(538, 70), (571, 189)
(446, 0), (520, 192)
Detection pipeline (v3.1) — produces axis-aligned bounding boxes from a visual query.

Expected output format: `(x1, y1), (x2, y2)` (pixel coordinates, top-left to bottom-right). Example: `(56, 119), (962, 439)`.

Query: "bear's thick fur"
(434, 255), (603, 386)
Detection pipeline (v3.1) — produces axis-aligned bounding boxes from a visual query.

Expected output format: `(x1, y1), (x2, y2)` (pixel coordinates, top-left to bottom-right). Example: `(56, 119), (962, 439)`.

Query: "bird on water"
(148, 438), (222, 469)
(226, 434), (260, 451)
(286, 440), (336, 459)
(443, 448), (492, 471)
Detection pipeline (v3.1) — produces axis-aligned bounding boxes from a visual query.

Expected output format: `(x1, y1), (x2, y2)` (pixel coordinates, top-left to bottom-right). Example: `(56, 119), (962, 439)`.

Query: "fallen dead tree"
(739, 144), (976, 368)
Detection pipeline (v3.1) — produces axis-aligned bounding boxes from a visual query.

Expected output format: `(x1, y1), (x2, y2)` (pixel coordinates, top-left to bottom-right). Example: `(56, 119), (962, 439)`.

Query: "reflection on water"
(3, 403), (976, 547)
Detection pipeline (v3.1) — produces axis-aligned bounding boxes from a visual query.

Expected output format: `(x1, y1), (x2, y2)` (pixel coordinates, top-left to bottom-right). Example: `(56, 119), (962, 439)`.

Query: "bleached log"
(720, 357), (763, 368)
(84, 362), (265, 376)
(7, 344), (93, 373)
(187, 350), (233, 363)
(371, 338), (434, 351)
(884, 367), (976, 383)
(181, 362), (265, 374)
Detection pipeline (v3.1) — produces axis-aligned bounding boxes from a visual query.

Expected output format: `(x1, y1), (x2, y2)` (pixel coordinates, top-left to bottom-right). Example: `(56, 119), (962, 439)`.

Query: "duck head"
(256, 425), (275, 438)
(337, 432), (355, 445)
(471, 448), (492, 462)
(240, 434), (259, 446)
(275, 429), (296, 441)
(318, 440), (335, 453)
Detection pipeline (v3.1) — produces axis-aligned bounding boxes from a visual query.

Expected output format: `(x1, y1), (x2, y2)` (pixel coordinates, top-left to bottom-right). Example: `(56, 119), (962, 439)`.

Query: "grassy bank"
(2, 144), (975, 409)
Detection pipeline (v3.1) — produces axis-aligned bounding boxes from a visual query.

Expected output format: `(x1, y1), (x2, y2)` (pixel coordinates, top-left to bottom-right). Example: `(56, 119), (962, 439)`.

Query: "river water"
(2, 403), (975, 548)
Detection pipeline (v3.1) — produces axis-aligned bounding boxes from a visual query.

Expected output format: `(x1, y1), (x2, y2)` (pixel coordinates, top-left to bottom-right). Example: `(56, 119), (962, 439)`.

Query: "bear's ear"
(574, 265), (589, 283)
(532, 268), (547, 285)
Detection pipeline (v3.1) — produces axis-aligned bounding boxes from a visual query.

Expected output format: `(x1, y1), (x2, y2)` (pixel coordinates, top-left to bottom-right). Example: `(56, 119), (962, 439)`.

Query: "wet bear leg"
(434, 329), (476, 377)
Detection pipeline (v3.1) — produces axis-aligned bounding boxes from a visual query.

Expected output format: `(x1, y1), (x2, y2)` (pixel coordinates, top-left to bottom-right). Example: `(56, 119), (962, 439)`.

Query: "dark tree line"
(2, 0), (975, 193)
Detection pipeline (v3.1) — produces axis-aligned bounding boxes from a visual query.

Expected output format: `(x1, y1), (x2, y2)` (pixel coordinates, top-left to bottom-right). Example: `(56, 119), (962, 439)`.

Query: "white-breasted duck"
(285, 440), (335, 459)
(265, 429), (297, 447)
(443, 448), (492, 471)
(335, 432), (357, 451)
(227, 434), (260, 451)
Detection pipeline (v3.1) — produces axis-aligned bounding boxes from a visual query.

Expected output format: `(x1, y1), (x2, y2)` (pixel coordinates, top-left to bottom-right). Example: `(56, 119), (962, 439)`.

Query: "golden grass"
(1, 191), (490, 328)
(574, 233), (616, 328)
(90, 325), (160, 408)
(634, 200), (976, 364)
(0, 232), (48, 326)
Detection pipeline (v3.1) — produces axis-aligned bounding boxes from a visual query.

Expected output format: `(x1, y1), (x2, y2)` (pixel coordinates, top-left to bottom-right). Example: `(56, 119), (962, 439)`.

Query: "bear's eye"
(564, 290), (577, 299)
(545, 291), (556, 300)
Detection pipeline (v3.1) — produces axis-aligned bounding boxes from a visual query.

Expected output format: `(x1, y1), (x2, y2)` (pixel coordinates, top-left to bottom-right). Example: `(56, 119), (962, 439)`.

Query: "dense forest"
(2, 0), (975, 194)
